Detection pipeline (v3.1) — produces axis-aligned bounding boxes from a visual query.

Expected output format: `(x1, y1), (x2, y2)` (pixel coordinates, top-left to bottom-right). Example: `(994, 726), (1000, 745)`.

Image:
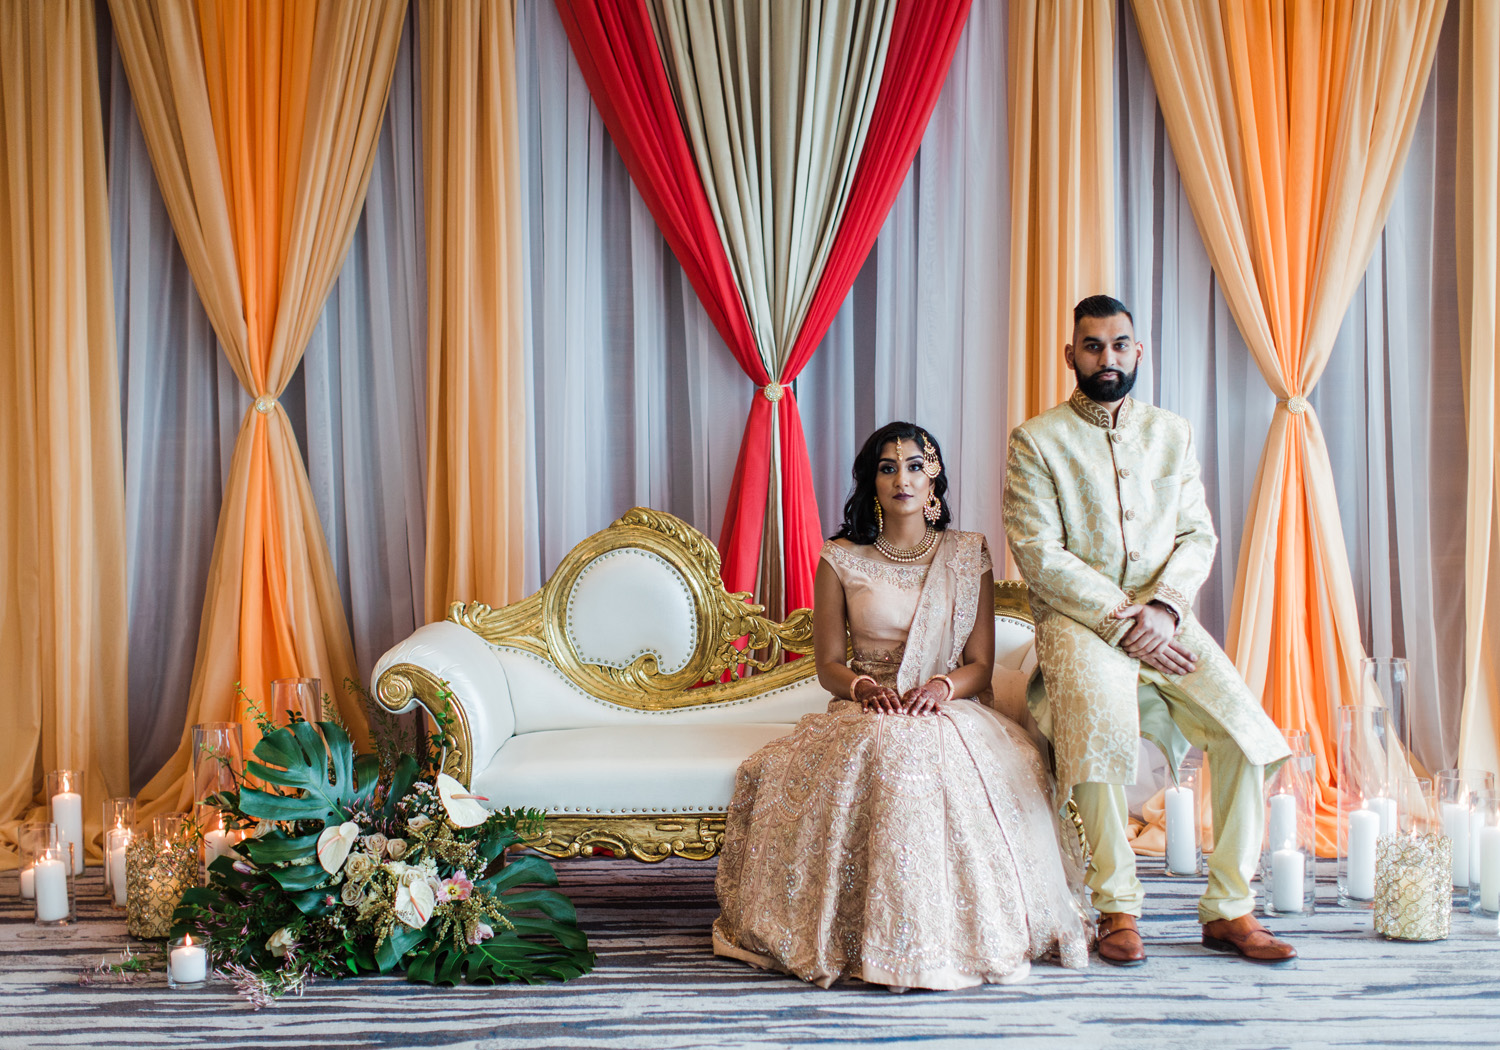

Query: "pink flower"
(440, 870), (473, 903)
(232, 860), (254, 874)
(467, 922), (494, 945)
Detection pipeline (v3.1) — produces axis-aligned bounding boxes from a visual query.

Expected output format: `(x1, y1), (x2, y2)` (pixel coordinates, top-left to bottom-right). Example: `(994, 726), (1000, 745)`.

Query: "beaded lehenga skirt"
(712, 656), (1092, 989)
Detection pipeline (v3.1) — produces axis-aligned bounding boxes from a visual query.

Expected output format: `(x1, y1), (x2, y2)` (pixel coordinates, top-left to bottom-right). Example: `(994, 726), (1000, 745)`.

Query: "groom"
(1002, 295), (1296, 966)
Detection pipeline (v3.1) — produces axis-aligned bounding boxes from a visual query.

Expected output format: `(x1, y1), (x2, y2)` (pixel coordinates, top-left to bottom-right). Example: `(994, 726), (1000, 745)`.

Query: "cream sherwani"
(1003, 389), (1288, 922)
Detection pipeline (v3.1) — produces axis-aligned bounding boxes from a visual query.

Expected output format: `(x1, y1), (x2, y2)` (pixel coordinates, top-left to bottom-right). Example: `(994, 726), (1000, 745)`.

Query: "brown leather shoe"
(1096, 912), (1146, 967)
(1201, 914), (1298, 965)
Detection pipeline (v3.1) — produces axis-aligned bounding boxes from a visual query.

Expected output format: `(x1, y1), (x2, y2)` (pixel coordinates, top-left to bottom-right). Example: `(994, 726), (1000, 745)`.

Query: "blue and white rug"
(1, 859), (1496, 1049)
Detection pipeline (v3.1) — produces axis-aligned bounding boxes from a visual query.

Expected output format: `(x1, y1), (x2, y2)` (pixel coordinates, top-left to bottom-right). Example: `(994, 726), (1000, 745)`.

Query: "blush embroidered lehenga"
(712, 531), (1092, 989)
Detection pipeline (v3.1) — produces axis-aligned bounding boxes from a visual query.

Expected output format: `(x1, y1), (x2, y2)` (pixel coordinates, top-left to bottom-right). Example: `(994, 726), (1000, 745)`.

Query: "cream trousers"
(1072, 670), (1265, 924)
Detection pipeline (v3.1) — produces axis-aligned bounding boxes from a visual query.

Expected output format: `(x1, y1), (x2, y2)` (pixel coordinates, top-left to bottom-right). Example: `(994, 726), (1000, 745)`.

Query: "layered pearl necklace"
(874, 525), (937, 563)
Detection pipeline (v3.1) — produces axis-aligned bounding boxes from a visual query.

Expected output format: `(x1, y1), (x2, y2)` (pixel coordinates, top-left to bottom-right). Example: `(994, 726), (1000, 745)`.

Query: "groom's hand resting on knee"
(1114, 602), (1197, 676)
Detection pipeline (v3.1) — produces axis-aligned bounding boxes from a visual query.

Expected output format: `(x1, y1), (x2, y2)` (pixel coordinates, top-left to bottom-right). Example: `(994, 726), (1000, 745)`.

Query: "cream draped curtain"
(0, 0), (128, 866)
(1130, 0), (1447, 848)
(1458, 0), (1500, 775)
(1006, 0), (1115, 431)
(647, 0), (895, 612)
(109, 0), (405, 810)
(419, 0), (529, 620)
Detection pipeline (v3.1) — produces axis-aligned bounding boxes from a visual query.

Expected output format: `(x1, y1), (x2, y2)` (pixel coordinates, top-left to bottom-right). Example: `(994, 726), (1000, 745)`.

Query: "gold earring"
(921, 435), (941, 478)
(924, 493), (941, 524)
(874, 496), (884, 532)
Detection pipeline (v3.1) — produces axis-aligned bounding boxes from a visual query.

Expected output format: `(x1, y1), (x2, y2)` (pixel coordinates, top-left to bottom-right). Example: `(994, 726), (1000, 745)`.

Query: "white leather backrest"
(565, 549), (697, 673)
(995, 614), (1037, 672)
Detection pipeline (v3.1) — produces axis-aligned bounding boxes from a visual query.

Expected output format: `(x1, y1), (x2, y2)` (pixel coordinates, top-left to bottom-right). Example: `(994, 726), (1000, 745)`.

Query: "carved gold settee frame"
(374, 507), (1034, 862)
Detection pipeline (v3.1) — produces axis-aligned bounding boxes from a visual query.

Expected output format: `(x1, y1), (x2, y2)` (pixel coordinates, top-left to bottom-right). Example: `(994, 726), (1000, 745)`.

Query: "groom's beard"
(1075, 364), (1138, 403)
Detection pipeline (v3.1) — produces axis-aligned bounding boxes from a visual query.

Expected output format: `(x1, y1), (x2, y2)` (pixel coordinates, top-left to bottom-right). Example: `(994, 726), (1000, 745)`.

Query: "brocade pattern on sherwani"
(1003, 390), (1289, 798)
(712, 531), (1092, 989)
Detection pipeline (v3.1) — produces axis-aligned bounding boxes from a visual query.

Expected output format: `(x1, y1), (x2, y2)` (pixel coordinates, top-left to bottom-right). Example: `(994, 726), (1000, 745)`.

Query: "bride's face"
(874, 439), (932, 526)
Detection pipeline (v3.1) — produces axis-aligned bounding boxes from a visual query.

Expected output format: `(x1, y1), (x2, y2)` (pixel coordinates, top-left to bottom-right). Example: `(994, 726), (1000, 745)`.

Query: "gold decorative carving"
(373, 663), (473, 784)
(994, 578), (1033, 623)
(446, 507), (818, 711)
(527, 814), (727, 862)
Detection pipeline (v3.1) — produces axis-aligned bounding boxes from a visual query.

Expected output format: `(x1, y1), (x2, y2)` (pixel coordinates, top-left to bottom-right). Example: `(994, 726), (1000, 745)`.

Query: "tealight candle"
(1164, 785), (1197, 875)
(168, 934), (209, 987)
(1271, 848), (1306, 913)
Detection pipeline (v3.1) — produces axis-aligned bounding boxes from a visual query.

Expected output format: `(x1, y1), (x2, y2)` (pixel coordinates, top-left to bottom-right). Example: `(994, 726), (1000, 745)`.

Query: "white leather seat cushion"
(473, 723), (796, 814)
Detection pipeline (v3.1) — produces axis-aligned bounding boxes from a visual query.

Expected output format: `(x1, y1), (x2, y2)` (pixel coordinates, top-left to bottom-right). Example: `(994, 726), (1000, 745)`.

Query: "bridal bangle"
(933, 674), (956, 702)
(850, 675), (877, 703)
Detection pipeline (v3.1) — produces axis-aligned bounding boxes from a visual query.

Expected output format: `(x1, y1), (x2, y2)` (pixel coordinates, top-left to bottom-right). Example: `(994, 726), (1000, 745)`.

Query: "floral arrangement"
(173, 704), (593, 1003)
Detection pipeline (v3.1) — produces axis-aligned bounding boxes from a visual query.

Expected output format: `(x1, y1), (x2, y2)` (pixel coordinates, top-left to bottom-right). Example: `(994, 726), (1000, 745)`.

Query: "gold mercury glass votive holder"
(126, 814), (199, 939)
(1373, 832), (1453, 941)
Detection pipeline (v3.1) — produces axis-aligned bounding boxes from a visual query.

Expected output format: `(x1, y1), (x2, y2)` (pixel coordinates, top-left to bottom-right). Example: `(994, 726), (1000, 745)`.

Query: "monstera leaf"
(403, 855), (596, 985)
(238, 721), (377, 826)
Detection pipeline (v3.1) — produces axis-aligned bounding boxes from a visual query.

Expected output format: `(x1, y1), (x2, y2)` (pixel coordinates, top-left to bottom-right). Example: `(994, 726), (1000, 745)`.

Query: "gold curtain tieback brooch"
(1282, 395), (1309, 415)
(253, 395), (278, 414)
(761, 381), (784, 402)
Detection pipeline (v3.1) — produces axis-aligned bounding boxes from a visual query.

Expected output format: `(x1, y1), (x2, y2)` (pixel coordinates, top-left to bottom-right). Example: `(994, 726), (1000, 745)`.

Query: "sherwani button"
(1110, 431), (1123, 443)
(1129, 551), (1141, 562)
(1125, 509), (1137, 520)
(1119, 467), (1132, 478)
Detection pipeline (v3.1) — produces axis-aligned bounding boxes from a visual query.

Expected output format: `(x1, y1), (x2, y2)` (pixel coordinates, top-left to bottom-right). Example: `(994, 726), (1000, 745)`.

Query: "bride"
(712, 422), (1092, 989)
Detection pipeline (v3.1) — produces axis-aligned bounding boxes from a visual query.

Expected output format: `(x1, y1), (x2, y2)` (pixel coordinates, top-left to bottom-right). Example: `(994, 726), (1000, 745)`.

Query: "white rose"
(386, 838), (408, 861)
(407, 814), (432, 832)
(266, 927), (296, 958)
(344, 852), (376, 883)
(364, 833), (389, 858)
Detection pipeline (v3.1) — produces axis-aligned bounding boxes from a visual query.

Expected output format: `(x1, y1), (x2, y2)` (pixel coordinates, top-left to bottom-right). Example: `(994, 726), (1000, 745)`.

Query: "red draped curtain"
(555, 0), (970, 614)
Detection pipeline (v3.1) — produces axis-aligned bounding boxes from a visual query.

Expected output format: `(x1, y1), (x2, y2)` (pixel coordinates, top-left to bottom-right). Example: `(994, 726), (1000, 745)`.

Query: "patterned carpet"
(1, 858), (1497, 1050)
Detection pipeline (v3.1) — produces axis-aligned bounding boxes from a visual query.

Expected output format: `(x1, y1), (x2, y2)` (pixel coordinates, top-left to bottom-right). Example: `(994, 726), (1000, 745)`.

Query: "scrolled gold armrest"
(374, 663), (476, 786)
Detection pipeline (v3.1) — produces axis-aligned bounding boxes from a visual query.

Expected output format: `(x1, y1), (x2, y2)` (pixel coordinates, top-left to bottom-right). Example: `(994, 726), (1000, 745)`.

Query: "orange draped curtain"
(0, 0), (128, 867)
(110, 0), (405, 812)
(1131, 0), (1446, 852)
(1458, 0), (1500, 777)
(419, 0), (528, 620)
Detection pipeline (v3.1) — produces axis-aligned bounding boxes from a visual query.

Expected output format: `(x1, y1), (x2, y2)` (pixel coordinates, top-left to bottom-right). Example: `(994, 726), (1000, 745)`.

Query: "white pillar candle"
(1471, 810), (1486, 888)
(50, 791), (84, 875)
(1368, 795), (1397, 838)
(1442, 802), (1471, 889)
(203, 829), (234, 865)
(19, 864), (34, 899)
(1347, 807), (1381, 900)
(1480, 825), (1500, 914)
(33, 857), (68, 923)
(108, 842), (128, 907)
(170, 938), (208, 985)
(1268, 793), (1299, 851)
(1165, 785), (1197, 874)
(1271, 848), (1306, 913)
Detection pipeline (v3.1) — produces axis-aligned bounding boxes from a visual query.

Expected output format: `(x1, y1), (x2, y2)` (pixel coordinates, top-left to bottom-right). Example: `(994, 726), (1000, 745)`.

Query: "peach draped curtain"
(109, 0), (405, 811)
(419, 0), (528, 620)
(0, 0), (128, 867)
(1458, 0), (1500, 777)
(1131, 0), (1447, 852)
(1006, 0), (1116, 436)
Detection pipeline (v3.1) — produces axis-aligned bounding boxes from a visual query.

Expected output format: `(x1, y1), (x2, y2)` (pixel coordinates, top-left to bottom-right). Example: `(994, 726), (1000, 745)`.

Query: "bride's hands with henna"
(854, 677), (902, 714)
(901, 679), (948, 717)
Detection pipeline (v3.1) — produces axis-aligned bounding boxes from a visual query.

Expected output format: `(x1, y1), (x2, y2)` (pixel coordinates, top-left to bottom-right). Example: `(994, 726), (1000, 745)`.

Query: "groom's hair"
(1073, 294), (1134, 326)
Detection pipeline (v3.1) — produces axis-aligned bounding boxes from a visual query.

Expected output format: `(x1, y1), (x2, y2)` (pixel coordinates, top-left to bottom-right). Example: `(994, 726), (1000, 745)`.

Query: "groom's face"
(1066, 314), (1142, 404)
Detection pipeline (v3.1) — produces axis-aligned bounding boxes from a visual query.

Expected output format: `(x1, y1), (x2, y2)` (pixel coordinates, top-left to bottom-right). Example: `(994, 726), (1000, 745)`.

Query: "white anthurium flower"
(316, 821), (361, 874)
(394, 876), (436, 929)
(436, 773), (490, 828)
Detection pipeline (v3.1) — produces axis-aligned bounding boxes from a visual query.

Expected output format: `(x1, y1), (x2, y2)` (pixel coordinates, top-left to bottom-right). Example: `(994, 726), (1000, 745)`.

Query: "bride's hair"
(832, 422), (952, 544)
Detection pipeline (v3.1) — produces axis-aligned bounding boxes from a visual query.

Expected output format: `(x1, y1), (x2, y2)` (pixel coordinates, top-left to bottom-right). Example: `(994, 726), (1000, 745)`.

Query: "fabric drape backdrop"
(556, 0), (971, 616)
(109, 0), (404, 811)
(1458, 0), (1500, 776)
(420, 0), (529, 620)
(0, 0), (128, 867)
(1131, 0), (1448, 851)
(1006, 0), (1115, 441)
